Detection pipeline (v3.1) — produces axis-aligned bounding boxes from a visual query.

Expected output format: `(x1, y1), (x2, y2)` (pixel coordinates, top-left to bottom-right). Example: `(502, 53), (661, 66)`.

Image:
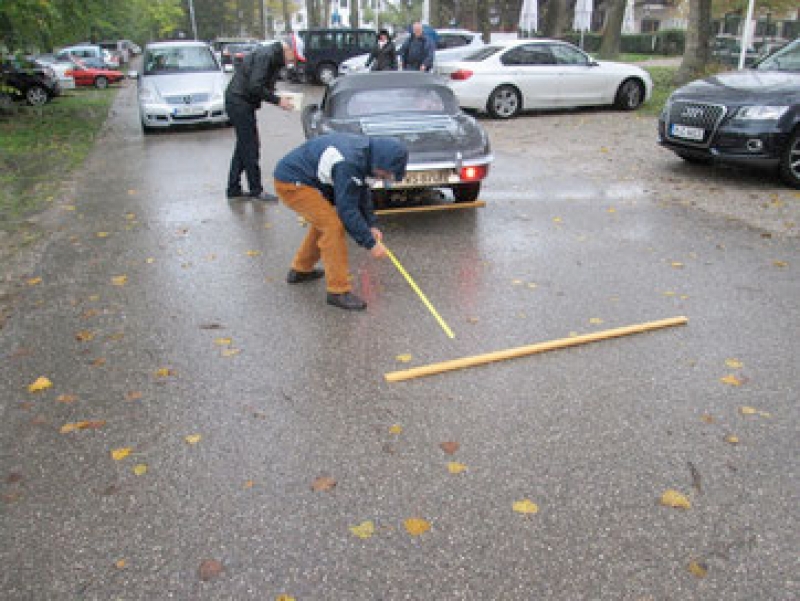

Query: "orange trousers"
(274, 180), (351, 294)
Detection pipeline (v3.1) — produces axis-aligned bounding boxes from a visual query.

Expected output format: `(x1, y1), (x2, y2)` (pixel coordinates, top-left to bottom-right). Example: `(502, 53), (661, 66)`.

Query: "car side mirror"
(127, 70), (139, 79)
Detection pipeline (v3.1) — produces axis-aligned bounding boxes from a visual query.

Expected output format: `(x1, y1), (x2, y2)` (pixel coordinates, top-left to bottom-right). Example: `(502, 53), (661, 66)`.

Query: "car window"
(437, 34), (470, 50)
(756, 38), (800, 72)
(502, 44), (556, 66)
(144, 46), (218, 75)
(357, 32), (376, 50)
(309, 32), (335, 51)
(550, 44), (590, 66)
(335, 87), (453, 118)
(463, 46), (501, 61)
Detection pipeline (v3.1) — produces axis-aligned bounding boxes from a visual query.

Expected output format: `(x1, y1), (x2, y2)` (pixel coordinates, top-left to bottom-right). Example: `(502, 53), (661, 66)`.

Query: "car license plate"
(671, 124), (704, 141)
(399, 169), (454, 187)
(173, 106), (204, 117)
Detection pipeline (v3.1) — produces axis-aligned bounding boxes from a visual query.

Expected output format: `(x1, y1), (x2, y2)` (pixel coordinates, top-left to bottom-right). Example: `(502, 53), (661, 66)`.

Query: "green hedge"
(561, 29), (686, 55)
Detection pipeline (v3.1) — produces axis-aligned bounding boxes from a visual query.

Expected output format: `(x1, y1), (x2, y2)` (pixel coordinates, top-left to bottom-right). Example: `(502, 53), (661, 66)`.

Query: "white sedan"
(436, 39), (653, 119)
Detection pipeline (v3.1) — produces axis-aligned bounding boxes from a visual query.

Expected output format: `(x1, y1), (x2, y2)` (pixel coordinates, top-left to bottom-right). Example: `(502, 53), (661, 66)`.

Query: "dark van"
(295, 28), (377, 84)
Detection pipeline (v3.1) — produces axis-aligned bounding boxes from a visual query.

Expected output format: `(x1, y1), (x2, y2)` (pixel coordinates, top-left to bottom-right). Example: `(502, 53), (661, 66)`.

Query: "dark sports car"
(301, 71), (493, 203)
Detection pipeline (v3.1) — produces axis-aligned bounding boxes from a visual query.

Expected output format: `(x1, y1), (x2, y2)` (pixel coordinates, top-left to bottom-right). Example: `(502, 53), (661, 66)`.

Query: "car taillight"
(451, 69), (473, 81)
(460, 165), (487, 182)
(65, 70), (73, 76)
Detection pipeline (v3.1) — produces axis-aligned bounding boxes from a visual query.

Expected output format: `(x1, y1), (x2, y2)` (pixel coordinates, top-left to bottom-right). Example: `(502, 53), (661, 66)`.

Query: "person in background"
(225, 41), (295, 201)
(399, 22), (435, 72)
(365, 29), (397, 72)
(273, 133), (408, 311)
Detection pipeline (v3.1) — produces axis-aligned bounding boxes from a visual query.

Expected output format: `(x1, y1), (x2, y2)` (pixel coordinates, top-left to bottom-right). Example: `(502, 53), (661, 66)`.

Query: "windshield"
(144, 46), (218, 75)
(756, 38), (800, 72)
(333, 86), (456, 118)
(463, 46), (501, 62)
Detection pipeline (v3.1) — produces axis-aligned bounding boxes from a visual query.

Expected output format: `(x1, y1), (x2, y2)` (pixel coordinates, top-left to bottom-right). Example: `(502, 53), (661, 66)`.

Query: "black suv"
(295, 28), (377, 84)
(659, 37), (800, 188)
(0, 57), (60, 106)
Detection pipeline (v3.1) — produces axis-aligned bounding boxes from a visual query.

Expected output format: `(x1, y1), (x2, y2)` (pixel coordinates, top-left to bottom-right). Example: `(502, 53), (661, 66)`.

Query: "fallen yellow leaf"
(125, 212), (136, 220)
(389, 424), (403, 435)
(96, 232), (109, 238)
(221, 348), (241, 357)
(133, 464), (148, 476)
(115, 559), (127, 569)
(552, 217), (563, 223)
(725, 358), (743, 369)
(395, 354), (412, 363)
(155, 368), (174, 378)
(214, 337), (232, 346)
(60, 420), (105, 433)
(724, 435), (739, 444)
(589, 317), (604, 325)
(740, 406), (757, 415)
(688, 559), (708, 578)
(111, 447), (132, 461)
(404, 517), (431, 536)
(671, 262), (684, 269)
(26, 277), (42, 286)
(244, 480), (254, 489)
(349, 520), (375, 539)
(185, 434), (202, 445)
(720, 374), (743, 386)
(246, 250), (261, 257)
(447, 462), (467, 474)
(660, 489), (691, 509)
(27, 376), (52, 393)
(607, 207), (616, 213)
(111, 275), (128, 286)
(125, 391), (143, 401)
(56, 394), (77, 403)
(75, 330), (95, 342)
(772, 260), (788, 268)
(513, 499), (539, 515)
(145, 258), (155, 264)
(276, 596), (296, 601)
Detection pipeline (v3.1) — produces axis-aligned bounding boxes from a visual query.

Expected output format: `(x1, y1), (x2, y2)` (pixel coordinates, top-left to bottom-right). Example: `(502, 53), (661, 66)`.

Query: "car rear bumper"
(370, 154), (494, 189)
(140, 101), (227, 127)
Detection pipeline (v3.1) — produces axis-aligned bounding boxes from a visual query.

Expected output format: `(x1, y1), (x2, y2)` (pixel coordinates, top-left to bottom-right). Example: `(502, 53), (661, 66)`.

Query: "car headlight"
(734, 105), (789, 120)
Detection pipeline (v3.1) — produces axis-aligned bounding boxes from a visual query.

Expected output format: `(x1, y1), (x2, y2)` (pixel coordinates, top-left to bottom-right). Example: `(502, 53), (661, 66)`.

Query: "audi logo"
(681, 106), (704, 119)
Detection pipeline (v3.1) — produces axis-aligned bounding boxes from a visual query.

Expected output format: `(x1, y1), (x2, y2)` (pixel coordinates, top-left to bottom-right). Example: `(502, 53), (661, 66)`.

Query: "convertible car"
(301, 71), (493, 204)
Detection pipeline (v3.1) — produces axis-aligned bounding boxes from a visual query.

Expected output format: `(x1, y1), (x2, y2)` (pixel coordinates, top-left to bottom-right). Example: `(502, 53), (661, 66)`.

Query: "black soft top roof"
(329, 72), (447, 94)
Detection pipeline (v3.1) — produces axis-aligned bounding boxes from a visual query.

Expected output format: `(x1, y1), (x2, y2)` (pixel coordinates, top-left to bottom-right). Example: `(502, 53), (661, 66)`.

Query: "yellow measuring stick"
(385, 247), (455, 339)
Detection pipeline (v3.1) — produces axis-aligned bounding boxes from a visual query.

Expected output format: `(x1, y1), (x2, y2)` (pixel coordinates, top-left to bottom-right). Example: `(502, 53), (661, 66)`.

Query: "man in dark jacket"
(365, 29), (397, 71)
(225, 41), (294, 201)
(273, 134), (408, 311)
(399, 22), (435, 71)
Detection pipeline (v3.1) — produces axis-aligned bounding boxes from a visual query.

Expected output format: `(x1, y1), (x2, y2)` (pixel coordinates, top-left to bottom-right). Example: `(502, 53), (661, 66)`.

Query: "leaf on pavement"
(133, 464), (148, 476)
(725, 358), (744, 369)
(447, 462), (467, 474)
(724, 435), (739, 444)
(96, 232), (110, 238)
(720, 374), (743, 386)
(439, 441), (460, 455)
(276, 596), (296, 601)
(56, 394), (77, 403)
(246, 250), (262, 257)
(311, 476), (337, 492)
(740, 406), (757, 415)
(185, 434), (202, 445)
(26, 277), (42, 286)
(349, 520), (375, 539)
(395, 354), (412, 363)
(688, 559), (708, 578)
(111, 447), (132, 461)
(772, 260), (788, 268)
(60, 420), (106, 433)
(198, 559), (224, 581)
(75, 330), (95, 342)
(125, 391), (143, 401)
(27, 376), (52, 393)
(671, 262), (684, 269)
(221, 348), (240, 357)
(404, 517), (431, 536)
(389, 424), (403, 435)
(155, 368), (175, 378)
(660, 489), (691, 509)
(114, 559), (127, 569)
(244, 480), (254, 489)
(589, 317), (604, 325)
(513, 499), (539, 515)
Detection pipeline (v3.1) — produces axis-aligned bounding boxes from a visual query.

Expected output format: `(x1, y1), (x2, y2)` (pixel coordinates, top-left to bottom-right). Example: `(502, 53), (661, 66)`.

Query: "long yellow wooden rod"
(385, 316), (688, 382)
(376, 201), (486, 216)
(385, 247), (455, 339)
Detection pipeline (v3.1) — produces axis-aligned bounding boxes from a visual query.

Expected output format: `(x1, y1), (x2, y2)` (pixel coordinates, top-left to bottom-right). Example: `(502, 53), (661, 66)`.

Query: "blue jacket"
(400, 34), (435, 70)
(274, 134), (408, 249)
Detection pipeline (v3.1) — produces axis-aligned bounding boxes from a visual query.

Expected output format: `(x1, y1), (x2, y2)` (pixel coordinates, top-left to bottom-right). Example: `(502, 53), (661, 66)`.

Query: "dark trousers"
(226, 102), (261, 195)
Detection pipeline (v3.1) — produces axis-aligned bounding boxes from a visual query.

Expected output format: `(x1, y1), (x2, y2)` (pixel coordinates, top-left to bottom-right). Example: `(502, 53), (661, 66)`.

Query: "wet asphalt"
(1, 79), (798, 600)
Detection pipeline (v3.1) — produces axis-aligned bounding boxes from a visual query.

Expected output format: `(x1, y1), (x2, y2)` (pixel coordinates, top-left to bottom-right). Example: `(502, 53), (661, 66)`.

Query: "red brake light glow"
(450, 69), (473, 81)
(460, 165), (487, 182)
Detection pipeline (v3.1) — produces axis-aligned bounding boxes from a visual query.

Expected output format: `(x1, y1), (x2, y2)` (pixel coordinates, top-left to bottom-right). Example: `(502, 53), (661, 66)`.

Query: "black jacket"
(366, 41), (397, 71)
(225, 42), (285, 109)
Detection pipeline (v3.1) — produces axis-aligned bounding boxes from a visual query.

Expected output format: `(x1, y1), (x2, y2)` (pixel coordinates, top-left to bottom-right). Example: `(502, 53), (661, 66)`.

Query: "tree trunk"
(543, 0), (568, 38)
(430, 0), (440, 28)
(351, 0), (360, 27)
(476, 0), (491, 42)
(674, 0), (712, 85)
(598, 0), (625, 59)
(282, 0), (292, 32)
(306, 0), (318, 27)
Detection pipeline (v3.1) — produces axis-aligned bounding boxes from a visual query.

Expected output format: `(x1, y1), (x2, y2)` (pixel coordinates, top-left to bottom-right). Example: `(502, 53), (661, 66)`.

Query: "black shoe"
(248, 191), (279, 202)
(226, 189), (246, 199)
(327, 292), (367, 311)
(287, 269), (325, 284)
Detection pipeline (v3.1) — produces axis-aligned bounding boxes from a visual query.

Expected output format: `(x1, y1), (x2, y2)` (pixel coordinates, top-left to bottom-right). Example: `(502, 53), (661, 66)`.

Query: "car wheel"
(614, 78), (644, 110)
(452, 182), (481, 203)
(487, 85), (521, 119)
(26, 85), (49, 106)
(141, 121), (156, 135)
(779, 129), (800, 189)
(94, 76), (109, 89)
(676, 152), (712, 165)
(316, 63), (337, 85)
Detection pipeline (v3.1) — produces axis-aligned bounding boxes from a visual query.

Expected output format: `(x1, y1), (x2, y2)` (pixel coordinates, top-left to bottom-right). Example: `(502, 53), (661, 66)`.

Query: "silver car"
(134, 41), (228, 133)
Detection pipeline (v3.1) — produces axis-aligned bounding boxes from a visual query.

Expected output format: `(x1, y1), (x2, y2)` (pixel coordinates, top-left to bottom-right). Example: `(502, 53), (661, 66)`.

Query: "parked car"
(339, 29), (483, 75)
(211, 37), (257, 64)
(33, 57), (75, 90)
(658, 37), (800, 189)
(67, 63), (125, 88)
(0, 57), (60, 105)
(221, 41), (259, 72)
(133, 40), (228, 133)
(437, 39), (652, 119)
(293, 28), (377, 84)
(302, 71), (493, 204)
(56, 45), (114, 70)
(98, 40), (131, 64)
(711, 35), (760, 67)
